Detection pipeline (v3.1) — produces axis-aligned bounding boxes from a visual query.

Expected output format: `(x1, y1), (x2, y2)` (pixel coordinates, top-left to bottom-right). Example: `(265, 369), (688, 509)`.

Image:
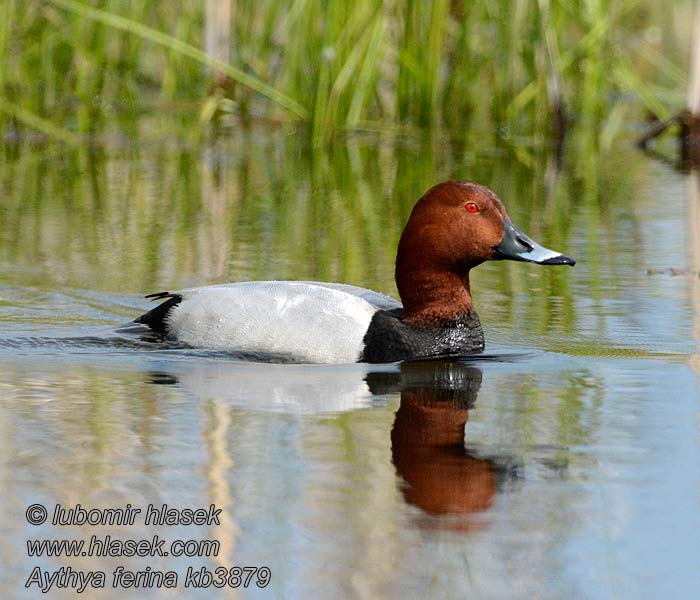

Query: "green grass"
(0, 0), (692, 146)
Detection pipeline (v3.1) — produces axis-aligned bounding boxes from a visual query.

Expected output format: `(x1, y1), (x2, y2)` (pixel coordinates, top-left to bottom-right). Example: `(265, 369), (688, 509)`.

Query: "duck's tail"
(134, 292), (183, 335)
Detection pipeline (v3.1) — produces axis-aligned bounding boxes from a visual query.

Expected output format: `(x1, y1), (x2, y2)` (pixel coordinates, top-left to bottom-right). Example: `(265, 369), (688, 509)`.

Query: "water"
(1, 131), (699, 599)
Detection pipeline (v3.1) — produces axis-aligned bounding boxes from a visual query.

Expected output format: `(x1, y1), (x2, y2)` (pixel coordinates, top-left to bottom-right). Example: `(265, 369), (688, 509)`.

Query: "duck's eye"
(465, 202), (479, 213)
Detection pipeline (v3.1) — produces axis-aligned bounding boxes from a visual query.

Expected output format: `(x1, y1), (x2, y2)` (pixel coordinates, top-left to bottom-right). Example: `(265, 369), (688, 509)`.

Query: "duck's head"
(396, 180), (575, 322)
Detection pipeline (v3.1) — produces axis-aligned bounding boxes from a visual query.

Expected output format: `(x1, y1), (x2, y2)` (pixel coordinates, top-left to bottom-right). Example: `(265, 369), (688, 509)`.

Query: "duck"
(134, 181), (574, 363)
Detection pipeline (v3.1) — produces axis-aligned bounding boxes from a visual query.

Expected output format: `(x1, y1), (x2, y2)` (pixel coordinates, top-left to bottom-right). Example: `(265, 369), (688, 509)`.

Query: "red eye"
(465, 202), (479, 213)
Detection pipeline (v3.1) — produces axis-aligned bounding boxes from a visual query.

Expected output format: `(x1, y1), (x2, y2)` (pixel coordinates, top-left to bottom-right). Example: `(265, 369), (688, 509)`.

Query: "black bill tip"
(541, 254), (576, 266)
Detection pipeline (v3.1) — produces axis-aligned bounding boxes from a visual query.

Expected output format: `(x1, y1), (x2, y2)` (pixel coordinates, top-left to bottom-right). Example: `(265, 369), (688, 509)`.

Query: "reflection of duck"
(150, 357), (522, 523)
(146, 360), (382, 413)
(369, 360), (520, 524)
(134, 181), (574, 363)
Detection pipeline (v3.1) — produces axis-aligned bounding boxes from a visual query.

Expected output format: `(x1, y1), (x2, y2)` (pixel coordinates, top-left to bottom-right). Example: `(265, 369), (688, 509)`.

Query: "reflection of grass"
(547, 343), (692, 360)
(1, 117), (641, 339)
(0, 0), (689, 143)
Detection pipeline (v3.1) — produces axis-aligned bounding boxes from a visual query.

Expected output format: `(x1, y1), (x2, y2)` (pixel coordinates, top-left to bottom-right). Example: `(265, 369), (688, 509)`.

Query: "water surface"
(1, 132), (699, 599)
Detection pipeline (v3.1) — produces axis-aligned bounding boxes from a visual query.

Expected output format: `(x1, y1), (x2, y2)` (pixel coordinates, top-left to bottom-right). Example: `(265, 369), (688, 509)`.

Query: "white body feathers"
(165, 281), (401, 363)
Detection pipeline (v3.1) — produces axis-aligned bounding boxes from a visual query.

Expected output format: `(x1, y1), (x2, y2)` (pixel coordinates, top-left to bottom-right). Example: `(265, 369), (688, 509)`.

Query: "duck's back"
(136, 281), (401, 363)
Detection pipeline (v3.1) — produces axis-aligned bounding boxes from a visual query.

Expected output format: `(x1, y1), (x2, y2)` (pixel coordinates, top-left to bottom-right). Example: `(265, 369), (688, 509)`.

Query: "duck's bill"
(493, 218), (575, 266)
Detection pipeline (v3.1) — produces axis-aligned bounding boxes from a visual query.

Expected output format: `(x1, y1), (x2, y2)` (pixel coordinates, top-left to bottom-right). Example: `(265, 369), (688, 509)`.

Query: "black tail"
(134, 292), (183, 335)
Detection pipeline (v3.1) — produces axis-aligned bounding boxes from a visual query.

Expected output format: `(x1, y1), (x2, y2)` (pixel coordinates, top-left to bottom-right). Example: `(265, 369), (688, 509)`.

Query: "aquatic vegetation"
(0, 0), (692, 146)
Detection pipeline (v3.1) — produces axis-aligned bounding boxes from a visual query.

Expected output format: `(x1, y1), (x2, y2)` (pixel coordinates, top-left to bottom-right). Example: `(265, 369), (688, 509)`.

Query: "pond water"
(1, 130), (699, 599)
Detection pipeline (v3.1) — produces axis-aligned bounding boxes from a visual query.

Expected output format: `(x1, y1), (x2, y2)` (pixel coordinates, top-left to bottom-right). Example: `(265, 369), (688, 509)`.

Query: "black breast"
(359, 308), (485, 363)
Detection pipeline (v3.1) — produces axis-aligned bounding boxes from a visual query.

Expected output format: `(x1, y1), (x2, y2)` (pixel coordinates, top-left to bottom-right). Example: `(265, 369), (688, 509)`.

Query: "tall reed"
(0, 0), (692, 145)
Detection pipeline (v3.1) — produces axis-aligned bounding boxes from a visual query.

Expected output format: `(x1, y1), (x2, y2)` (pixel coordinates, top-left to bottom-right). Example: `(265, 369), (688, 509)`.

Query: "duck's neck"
(397, 267), (474, 325)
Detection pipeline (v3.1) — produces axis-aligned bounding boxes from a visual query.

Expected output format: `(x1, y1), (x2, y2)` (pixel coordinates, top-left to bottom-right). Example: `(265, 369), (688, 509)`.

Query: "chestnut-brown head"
(395, 180), (574, 323)
(397, 181), (509, 273)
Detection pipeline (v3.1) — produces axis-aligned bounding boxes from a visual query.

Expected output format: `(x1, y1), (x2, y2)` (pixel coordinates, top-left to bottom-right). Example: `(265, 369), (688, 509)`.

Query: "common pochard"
(135, 181), (574, 363)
